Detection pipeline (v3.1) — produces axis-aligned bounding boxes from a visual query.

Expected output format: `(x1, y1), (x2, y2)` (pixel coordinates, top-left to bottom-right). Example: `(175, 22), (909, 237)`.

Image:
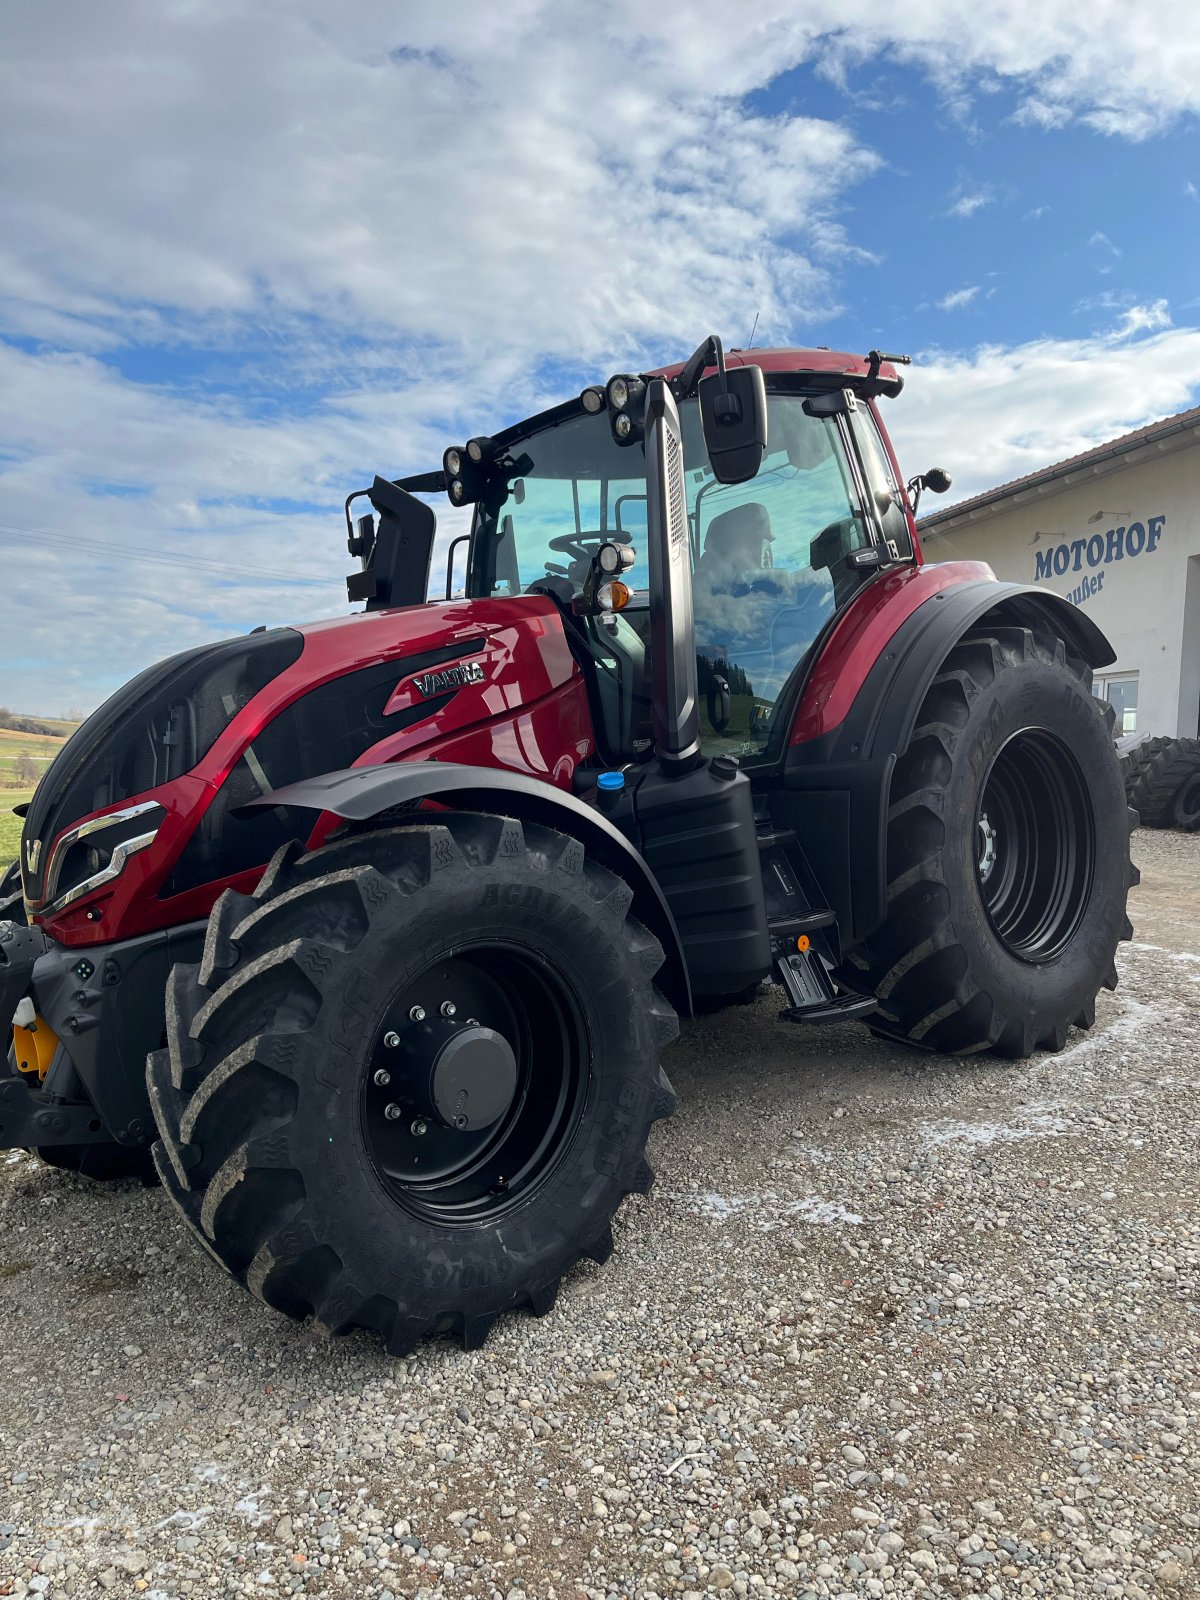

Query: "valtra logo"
(411, 660), (485, 697)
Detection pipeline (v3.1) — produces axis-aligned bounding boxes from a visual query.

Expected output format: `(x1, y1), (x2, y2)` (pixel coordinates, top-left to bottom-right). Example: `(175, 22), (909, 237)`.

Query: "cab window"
(689, 398), (866, 759)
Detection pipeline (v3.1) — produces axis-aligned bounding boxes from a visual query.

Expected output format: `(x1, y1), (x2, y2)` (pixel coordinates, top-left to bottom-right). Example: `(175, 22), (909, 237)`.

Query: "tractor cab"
(453, 350), (916, 767)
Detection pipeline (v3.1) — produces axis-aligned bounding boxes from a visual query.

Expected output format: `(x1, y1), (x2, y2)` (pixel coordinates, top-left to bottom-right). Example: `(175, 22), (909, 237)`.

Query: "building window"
(1096, 672), (1139, 734)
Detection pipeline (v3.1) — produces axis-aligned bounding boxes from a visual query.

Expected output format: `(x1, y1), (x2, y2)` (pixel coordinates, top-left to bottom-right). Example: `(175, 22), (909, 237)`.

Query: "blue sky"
(1, 1), (1198, 714)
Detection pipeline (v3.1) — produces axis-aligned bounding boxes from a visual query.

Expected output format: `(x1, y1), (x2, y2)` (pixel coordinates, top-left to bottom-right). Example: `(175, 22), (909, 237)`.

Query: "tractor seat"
(695, 502), (775, 585)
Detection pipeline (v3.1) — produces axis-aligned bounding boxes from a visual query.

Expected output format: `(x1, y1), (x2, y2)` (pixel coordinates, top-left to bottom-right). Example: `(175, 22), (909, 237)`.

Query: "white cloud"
(889, 320), (1200, 516)
(1111, 300), (1173, 336)
(1088, 229), (1122, 257)
(946, 188), (994, 219)
(937, 286), (982, 311)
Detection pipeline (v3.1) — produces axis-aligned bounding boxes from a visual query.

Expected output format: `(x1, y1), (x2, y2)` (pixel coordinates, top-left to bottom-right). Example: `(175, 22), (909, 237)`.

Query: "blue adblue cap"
(596, 770), (626, 792)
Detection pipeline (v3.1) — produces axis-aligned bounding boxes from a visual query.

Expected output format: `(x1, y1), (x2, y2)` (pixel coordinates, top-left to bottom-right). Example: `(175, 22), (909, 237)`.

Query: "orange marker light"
(796, 934), (811, 953)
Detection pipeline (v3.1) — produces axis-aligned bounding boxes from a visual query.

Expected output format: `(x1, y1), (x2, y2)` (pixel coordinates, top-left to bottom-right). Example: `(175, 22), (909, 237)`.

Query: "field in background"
(0, 724), (71, 788)
(0, 718), (77, 871)
(0, 789), (32, 871)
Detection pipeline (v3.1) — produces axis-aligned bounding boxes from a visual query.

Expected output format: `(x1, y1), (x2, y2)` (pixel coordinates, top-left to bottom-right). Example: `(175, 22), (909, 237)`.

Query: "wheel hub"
(429, 1024), (517, 1131)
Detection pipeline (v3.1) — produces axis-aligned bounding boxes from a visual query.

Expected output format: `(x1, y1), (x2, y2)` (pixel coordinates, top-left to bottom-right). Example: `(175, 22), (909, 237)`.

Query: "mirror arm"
(673, 333), (728, 402)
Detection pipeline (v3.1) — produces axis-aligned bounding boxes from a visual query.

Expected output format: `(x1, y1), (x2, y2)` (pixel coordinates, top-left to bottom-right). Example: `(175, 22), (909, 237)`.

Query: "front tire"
(146, 815), (677, 1355)
(840, 628), (1138, 1057)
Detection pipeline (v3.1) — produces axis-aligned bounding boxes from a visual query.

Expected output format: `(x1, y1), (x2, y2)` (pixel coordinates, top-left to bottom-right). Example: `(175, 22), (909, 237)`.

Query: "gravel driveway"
(2, 829), (1197, 1600)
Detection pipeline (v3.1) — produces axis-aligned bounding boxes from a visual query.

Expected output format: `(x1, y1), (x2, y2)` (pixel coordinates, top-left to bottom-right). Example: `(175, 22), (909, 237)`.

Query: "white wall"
(920, 441), (1200, 737)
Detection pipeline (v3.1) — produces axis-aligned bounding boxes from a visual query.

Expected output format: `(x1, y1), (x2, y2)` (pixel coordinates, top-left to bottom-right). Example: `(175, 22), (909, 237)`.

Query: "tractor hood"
(24, 596), (583, 941)
(20, 629), (304, 911)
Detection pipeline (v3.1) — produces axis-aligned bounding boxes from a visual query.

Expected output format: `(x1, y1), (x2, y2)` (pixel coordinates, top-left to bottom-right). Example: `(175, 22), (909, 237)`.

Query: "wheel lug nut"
(384, 1030), (401, 1049)
(409, 1005), (426, 1023)
(411, 1118), (428, 1137)
(373, 1068), (391, 1086)
(384, 1103), (402, 1121)
(440, 1001), (457, 1019)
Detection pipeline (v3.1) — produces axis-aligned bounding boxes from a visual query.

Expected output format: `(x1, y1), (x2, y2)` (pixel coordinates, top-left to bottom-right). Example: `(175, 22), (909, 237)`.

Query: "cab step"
(774, 941), (877, 1026)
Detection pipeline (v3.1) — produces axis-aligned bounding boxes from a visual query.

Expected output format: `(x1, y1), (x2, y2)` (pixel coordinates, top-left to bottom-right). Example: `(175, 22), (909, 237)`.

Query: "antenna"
(746, 311), (760, 350)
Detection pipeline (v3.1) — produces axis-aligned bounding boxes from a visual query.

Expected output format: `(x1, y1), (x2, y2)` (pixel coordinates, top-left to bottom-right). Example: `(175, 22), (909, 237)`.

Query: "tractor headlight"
(466, 436), (494, 465)
(580, 386), (605, 414)
(443, 447), (464, 478)
(37, 800), (166, 915)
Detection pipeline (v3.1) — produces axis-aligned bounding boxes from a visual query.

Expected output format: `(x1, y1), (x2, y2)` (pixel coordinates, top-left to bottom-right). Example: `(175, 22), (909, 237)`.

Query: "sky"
(1, 0), (1199, 715)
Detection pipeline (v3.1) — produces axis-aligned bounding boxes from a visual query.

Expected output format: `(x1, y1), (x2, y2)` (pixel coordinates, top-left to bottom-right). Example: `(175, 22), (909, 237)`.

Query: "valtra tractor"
(1, 337), (1137, 1354)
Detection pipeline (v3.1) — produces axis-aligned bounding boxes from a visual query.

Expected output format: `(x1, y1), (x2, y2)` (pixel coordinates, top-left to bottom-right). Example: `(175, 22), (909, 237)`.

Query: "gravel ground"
(1, 828), (1198, 1600)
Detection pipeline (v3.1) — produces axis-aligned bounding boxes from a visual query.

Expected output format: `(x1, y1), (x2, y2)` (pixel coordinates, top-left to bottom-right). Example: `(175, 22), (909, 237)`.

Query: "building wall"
(920, 441), (1200, 738)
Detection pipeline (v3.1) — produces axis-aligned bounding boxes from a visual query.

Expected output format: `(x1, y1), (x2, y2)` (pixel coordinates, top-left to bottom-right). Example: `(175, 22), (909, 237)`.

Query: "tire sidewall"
(940, 652), (1127, 1019)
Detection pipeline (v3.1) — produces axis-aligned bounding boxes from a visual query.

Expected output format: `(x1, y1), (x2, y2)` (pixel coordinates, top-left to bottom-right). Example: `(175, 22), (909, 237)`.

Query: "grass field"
(0, 725), (69, 789)
(0, 789), (32, 872)
(0, 720), (77, 869)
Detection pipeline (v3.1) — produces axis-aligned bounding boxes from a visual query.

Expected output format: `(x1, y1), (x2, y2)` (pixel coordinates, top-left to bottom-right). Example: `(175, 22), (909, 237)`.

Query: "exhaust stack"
(643, 377), (701, 774)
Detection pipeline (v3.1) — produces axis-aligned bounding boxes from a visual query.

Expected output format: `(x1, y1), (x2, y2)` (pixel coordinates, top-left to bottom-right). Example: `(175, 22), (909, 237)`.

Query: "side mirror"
(905, 466), (953, 516)
(698, 363), (767, 484)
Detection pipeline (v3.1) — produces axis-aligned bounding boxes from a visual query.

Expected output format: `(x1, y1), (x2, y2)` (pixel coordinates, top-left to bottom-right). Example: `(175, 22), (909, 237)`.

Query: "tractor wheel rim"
(975, 728), (1096, 963)
(360, 941), (588, 1224)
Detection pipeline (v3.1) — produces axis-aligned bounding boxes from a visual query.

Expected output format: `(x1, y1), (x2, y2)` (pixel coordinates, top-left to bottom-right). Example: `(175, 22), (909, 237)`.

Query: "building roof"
(918, 404), (1200, 532)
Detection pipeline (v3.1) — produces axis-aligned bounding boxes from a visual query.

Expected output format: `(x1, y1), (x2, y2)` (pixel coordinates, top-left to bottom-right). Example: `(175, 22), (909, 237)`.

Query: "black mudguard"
(775, 579), (1117, 950)
(241, 762), (692, 1015)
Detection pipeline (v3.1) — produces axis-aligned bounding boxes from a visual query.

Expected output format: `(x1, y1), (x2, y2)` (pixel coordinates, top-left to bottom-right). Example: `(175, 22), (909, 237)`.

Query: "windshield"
(469, 392), (873, 760)
(471, 399), (862, 594)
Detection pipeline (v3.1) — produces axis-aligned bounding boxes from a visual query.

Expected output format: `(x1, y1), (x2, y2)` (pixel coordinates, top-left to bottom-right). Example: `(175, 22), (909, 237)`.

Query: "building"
(917, 406), (1200, 739)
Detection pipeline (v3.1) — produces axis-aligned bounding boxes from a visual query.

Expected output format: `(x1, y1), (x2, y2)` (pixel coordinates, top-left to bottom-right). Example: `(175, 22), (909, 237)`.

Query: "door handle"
(707, 675), (731, 732)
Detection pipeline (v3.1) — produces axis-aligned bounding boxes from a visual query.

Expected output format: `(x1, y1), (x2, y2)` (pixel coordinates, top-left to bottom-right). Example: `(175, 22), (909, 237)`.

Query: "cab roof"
(649, 346), (904, 396)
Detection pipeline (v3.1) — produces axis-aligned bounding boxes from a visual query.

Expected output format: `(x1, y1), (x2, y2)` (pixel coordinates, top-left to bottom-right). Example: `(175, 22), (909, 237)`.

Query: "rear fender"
(779, 578), (1116, 949)
(241, 763), (691, 1015)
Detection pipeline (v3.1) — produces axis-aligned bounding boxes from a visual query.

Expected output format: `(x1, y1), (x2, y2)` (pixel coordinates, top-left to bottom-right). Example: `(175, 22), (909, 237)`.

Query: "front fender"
(241, 762), (691, 1016)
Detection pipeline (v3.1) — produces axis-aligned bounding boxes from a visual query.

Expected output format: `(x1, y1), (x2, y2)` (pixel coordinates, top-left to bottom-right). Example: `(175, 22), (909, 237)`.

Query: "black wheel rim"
(975, 728), (1096, 963)
(360, 942), (588, 1225)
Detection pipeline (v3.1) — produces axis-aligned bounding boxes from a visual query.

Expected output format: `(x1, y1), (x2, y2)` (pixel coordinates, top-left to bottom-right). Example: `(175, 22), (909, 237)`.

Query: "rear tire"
(839, 628), (1138, 1057)
(146, 815), (677, 1355)
(1125, 736), (1200, 829)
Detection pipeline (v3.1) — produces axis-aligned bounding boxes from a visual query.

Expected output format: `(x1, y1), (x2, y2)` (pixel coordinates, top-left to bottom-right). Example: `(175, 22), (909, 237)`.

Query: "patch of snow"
(664, 1187), (862, 1229)
(785, 1197), (863, 1226)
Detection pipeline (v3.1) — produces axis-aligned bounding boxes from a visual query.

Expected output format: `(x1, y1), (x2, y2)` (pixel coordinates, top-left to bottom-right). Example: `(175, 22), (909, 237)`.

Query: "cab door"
(688, 392), (884, 762)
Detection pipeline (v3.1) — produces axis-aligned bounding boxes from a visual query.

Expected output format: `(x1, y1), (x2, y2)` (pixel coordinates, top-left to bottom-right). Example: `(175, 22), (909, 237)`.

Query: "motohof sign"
(1034, 514), (1166, 606)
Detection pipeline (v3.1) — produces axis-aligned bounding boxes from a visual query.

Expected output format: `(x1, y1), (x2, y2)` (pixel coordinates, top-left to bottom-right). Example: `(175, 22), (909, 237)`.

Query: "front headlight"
(33, 800), (166, 914)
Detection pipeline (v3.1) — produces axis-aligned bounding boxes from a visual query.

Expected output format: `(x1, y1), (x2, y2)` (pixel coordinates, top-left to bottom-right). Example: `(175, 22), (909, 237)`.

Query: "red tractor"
(1, 338), (1136, 1353)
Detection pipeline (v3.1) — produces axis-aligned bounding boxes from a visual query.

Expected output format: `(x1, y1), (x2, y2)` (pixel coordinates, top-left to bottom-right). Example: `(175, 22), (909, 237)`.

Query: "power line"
(0, 522), (336, 586)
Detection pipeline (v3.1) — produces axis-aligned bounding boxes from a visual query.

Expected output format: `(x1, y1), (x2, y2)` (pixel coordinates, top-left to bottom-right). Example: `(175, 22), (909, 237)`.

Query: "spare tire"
(1125, 736), (1200, 829)
(838, 627), (1138, 1057)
